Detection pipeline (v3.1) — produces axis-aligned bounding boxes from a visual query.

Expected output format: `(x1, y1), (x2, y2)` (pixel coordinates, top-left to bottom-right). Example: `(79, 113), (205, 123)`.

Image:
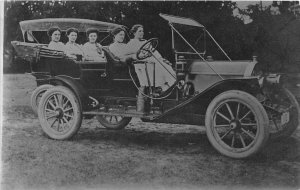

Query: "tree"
(239, 1), (300, 73)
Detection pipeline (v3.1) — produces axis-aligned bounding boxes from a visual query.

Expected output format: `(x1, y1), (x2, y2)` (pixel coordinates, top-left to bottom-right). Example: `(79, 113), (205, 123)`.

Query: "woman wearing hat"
(47, 27), (65, 51)
(64, 28), (84, 60)
(83, 28), (106, 61)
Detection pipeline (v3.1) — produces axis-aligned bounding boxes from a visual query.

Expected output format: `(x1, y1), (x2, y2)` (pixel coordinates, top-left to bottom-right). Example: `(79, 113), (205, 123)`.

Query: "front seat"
(102, 46), (128, 68)
(102, 46), (135, 80)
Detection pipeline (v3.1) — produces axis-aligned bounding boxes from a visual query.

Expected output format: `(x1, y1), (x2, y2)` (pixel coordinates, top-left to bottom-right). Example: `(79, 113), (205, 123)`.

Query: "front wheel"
(38, 86), (82, 140)
(96, 115), (132, 130)
(205, 90), (269, 159)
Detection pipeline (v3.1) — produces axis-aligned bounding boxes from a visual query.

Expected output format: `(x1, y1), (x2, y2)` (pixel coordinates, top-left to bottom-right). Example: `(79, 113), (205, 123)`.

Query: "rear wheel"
(31, 84), (53, 114)
(96, 115), (131, 130)
(262, 87), (300, 140)
(205, 90), (269, 159)
(38, 86), (82, 140)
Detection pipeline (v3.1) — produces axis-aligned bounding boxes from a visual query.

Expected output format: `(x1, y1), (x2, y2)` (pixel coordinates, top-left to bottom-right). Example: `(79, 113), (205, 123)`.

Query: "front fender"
(47, 75), (90, 111)
(198, 78), (261, 98)
(190, 78), (261, 113)
(154, 78), (261, 121)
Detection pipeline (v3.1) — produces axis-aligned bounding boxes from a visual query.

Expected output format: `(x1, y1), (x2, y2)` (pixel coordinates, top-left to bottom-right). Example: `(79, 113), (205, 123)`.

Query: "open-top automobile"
(11, 14), (300, 159)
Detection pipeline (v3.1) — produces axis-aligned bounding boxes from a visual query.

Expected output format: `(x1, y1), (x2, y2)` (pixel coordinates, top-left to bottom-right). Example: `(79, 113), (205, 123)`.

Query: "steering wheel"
(136, 38), (159, 60)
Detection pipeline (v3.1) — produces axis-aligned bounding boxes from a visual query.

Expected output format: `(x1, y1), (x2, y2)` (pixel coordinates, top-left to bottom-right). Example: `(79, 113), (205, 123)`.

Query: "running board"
(152, 95), (198, 121)
(83, 110), (160, 120)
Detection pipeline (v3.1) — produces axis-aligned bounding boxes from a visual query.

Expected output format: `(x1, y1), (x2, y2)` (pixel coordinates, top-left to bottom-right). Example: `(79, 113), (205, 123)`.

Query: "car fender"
(47, 75), (90, 111)
(196, 78), (261, 98)
(154, 78), (261, 121)
(189, 78), (261, 112)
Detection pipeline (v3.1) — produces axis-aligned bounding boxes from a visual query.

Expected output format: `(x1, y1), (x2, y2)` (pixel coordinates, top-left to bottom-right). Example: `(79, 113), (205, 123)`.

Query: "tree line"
(3, 1), (300, 73)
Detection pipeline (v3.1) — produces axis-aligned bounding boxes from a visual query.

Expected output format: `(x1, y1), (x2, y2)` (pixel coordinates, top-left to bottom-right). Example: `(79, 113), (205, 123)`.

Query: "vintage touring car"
(11, 14), (300, 158)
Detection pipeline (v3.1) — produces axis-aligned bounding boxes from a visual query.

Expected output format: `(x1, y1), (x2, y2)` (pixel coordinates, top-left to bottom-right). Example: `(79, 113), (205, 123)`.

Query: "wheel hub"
(55, 108), (64, 119)
(230, 120), (241, 131)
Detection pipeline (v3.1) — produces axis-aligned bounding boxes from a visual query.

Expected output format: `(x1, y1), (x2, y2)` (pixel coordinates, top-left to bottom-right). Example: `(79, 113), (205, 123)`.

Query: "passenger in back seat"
(64, 28), (84, 60)
(83, 28), (106, 62)
(47, 27), (65, 51)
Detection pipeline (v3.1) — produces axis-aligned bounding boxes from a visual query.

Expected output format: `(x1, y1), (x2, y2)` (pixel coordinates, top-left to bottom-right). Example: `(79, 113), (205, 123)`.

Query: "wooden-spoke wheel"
(96, 115), (131, 130)
(31, 84), (53, 114)
(205, 90), (269, 159)
(262, 87), (300, 140)
(38, 86), (82, 140)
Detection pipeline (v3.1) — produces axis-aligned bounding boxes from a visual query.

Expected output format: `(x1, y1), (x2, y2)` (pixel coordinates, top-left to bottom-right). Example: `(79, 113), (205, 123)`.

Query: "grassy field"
(1, 74), (300, 190)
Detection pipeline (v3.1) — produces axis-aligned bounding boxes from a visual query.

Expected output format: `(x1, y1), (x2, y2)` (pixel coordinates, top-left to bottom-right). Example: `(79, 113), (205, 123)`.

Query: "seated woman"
(83, 28), (106, 61)
(108, 27), (136, 61)
(64, 28), (84, 60)
(47, 27), (65, 51)
(127, 24), (176, 93)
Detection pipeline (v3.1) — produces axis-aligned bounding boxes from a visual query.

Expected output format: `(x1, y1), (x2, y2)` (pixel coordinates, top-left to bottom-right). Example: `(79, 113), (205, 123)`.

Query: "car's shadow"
(74, 122), (300, 161)
(251, 137), (300, 162)
(75, 125), (216, 154)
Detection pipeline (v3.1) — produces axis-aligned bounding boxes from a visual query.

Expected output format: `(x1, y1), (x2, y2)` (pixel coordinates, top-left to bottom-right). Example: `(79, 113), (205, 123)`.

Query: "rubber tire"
(38, 86), (82, 140)
(31, 84), (53, 114)
(205, 90), (269, 159)
(269, 87), (300, 140)
(96, 115), (132, 130)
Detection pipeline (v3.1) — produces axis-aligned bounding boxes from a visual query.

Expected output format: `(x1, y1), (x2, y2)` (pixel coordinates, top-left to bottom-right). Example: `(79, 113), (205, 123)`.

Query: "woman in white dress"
(47, 27), (65, 51)
(108, 27), (136, 61)
(82, 28), (106, 61)
(64, 28), (84, 60)
(127, 24), (176, 92)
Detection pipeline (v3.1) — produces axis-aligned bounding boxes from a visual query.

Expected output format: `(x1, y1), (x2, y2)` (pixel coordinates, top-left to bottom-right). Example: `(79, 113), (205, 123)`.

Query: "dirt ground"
(1, 74), (299, 190)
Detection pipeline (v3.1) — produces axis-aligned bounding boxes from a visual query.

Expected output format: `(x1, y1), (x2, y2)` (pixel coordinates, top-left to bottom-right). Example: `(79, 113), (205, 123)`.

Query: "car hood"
(189, 60), (257, 77)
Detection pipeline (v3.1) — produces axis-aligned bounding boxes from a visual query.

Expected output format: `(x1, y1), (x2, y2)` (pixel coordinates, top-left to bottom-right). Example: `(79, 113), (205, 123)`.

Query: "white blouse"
(127, 38), (162, 58)
(64, 42), (84, 56)
(126, 38), (146, 53)
(83, 42), (105, 61)
(109, 42), (133, 59)
(48, 41), (65, 52)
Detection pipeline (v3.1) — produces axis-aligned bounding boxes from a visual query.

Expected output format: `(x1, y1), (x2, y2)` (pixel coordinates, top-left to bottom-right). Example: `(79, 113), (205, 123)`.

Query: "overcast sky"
(235, 1), (273, 10)
(233, 1), (275, 24)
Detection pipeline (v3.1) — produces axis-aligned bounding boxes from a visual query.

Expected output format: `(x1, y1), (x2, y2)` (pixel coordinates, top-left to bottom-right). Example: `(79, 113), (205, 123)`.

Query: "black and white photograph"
(1, 0), (300, 189)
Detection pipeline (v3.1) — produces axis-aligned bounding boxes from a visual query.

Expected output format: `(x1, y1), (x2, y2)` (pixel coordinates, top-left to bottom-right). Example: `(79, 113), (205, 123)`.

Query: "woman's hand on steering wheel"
(136, 38), (159, 60)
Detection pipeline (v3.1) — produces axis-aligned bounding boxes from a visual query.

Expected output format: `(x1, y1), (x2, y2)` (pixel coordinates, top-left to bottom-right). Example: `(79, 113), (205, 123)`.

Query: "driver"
(109, 26), (176, 94)
(127, 24), (176, 93)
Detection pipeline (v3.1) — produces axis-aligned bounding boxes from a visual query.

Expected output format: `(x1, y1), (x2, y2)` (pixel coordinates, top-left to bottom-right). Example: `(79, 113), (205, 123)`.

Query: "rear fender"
(47, 75), (90, 111)
(30, 72), (51, 86)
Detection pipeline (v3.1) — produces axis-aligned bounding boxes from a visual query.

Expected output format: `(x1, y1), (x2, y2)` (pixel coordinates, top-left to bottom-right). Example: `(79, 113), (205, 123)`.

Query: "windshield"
(160, 13), (206, 59)
(160, 13), (231, 61)
(172, 24), (206, 57)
